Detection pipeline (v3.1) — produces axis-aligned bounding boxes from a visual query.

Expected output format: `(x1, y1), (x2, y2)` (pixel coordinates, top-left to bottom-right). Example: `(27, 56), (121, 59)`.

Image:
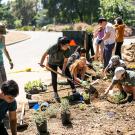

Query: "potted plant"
(33, 111), (48, 134)
(82, 91), (90, 104)
(24, 79), (47, 94)
(60, 99), (71, 125)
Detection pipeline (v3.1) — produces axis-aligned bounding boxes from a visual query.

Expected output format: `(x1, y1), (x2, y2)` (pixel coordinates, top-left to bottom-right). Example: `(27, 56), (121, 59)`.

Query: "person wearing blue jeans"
(97, 17), (116, 68)
(103, 43), (115, 68)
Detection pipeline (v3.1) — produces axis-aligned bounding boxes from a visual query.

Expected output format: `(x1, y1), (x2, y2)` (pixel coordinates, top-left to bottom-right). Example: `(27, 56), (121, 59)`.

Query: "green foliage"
(24, 79), (47, 93)
(79, 103), (86, 110)
(17, 26), (33, 31)
(62, 25), (73, 31)
(82, 91), (90, 100)
(100, 0), (135, 24)
(46, 105), (58, 118)
(60, 99), (70, 112)
(33, 111), (46, 125)
(86, 26), (94, 33)
(14, 19), (22, 28)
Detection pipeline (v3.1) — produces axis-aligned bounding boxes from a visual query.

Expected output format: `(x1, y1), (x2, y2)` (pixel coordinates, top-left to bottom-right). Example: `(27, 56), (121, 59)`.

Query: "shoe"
(53, 92), (61, 102)
(72, 89), (77, 94)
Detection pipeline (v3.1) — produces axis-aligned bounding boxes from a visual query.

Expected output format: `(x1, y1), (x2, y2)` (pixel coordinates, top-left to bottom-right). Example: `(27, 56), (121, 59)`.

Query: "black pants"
(115, 42), (123, 59)
(0, 122), (8, 135)
(49, 64), (63, 93)
(65, 67), (75, 90)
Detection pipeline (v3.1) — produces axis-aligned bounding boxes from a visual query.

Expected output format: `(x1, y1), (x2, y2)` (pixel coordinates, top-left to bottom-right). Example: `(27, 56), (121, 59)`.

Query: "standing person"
(97, 18), (116, 68)
(93, 25), (104, 65)
(0, 80), (19, 135)
(114, 17), (125, 59)
(40, 37), (70, 101)
(0, 23), (13, 85)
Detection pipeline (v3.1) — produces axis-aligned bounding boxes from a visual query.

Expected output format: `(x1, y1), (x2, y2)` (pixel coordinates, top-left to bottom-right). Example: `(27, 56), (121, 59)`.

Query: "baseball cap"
(111, 55), (120, 63)
(113, 67), (125, 80)
(98, 17), (107, 23)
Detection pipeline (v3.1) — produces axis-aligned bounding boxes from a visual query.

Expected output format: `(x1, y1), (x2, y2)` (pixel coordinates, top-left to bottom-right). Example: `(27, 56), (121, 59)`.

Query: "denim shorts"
(95, 38), (104, 46)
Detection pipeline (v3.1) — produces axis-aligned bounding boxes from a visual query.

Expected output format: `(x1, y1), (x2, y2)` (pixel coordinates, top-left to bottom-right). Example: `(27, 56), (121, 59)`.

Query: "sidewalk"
(5, 31), (31, 45)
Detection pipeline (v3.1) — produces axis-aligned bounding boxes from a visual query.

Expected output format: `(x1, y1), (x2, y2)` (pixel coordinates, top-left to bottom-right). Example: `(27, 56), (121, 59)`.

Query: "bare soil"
(12, 74), (135, 135)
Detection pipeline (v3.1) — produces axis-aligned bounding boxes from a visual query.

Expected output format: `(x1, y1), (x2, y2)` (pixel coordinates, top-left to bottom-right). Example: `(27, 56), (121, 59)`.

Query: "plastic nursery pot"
(61, 110), (71, 125)
(26, 93), (32, 99)
(36, 120), (48, 134)
(28, 100), (38, 109)
(84, 99), (90, 104)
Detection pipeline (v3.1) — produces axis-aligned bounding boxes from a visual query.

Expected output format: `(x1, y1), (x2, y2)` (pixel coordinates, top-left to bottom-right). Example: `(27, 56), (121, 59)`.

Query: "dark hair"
(98, 17), (107, 24)
(1, 80), (19, 97)
(115, 17), (123, 25)
(57, 36), (70, 50)
(77, 47), (86, 54)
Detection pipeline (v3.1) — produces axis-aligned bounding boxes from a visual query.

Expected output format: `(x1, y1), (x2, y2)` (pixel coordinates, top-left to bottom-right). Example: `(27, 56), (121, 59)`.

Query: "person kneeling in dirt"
(103, 55), (126, 78)
(40, 37), (70, 101)
(0, 80), (19, 135)
(65, 57), (88, 93)
(104, 67), (135, 100)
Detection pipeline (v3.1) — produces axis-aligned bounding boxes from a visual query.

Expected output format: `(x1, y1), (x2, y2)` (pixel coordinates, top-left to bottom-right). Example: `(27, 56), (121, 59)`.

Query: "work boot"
(53, 92), (61, 102)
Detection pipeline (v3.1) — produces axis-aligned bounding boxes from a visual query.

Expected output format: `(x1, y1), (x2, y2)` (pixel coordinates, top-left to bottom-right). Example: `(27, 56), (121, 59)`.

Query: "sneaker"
(72, 89), (77, 94)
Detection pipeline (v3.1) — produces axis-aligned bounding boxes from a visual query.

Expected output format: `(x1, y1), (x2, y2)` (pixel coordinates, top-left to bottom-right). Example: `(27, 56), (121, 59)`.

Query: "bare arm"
(40, 52), (48, 67)
(102, 32), (110, 41)
(9, 111), (17, 135)
(105, 83), (115, 95)
(62, 57), (68, 71)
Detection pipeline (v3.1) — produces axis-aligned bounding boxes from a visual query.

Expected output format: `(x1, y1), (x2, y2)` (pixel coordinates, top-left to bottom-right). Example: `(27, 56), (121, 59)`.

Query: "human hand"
(9, 61), (13, 69)
(81, 81), (89, 87)
(97, 39), (103, 44)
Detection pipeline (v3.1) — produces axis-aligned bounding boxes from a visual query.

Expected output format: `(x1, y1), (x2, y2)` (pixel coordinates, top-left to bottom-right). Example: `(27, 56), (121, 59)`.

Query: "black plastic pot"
(84, 99), (90, 104)
(36, 120), (47, 134)
(26, 93), (32, 99)
(61, 110), (71, 125)
(28, 100), (38, 109)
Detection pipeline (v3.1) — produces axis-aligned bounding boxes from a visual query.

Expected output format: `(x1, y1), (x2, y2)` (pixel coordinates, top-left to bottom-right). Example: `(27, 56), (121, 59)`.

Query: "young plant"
(46, 105), (58, 118)
(33, 111), (46, 126)
(79, 103), (86, 111)
(60, 99), (70, 112)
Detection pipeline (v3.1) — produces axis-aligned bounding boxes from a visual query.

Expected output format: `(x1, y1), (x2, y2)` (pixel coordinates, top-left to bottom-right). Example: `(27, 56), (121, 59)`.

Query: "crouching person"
(65, 57), (88, 93)
(104, 55), (126, 78)
(0, 80), (19, 135)
(105, 67), (135, 100)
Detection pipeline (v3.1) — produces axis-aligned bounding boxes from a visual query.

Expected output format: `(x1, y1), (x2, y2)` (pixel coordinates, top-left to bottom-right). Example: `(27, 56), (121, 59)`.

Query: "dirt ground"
(9, 61), (135, 135)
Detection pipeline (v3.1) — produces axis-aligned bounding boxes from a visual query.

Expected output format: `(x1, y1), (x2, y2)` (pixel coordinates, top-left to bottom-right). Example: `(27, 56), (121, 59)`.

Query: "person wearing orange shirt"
(114, 17), (125, 59)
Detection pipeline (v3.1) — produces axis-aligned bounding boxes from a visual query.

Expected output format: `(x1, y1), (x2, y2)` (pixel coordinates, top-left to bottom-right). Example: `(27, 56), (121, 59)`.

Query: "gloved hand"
(9, 61), (13, 69)
(97, 39), (103, 44)
(81, 81), (88, 87)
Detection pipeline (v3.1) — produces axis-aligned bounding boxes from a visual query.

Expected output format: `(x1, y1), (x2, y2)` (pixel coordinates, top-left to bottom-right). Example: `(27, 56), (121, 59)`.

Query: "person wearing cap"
(0, 23), (13, 86)
(114, 17), (125, 59)
(104, 55), (126, 77)
(97, 17), (115, 68)
(104, 67), (135, 100)
(40, 37), (71, 101)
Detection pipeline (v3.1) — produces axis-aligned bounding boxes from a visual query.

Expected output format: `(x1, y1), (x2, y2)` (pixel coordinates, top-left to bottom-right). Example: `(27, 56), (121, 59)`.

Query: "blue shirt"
(0, 99), (17, 121)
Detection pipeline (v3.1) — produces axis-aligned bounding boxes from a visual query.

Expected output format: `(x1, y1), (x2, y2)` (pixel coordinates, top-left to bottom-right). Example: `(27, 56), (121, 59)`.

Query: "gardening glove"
(81, 81), (89, 87)
(97, 39), (103, 44)
(9, 61), (13, 69)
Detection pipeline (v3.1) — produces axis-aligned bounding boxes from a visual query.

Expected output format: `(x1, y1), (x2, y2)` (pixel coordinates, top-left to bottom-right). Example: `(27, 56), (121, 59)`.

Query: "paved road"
(4, 31), (62, 101)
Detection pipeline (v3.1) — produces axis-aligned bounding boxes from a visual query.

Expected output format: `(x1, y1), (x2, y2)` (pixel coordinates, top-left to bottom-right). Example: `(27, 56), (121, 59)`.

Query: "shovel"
(17, 102), (28, 131)
(44, 65), (99, 94)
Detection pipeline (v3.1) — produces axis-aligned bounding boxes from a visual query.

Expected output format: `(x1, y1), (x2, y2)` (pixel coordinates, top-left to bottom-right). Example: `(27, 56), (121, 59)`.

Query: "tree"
(11, 0), (39, 25)
(100, 0), (135, 24)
